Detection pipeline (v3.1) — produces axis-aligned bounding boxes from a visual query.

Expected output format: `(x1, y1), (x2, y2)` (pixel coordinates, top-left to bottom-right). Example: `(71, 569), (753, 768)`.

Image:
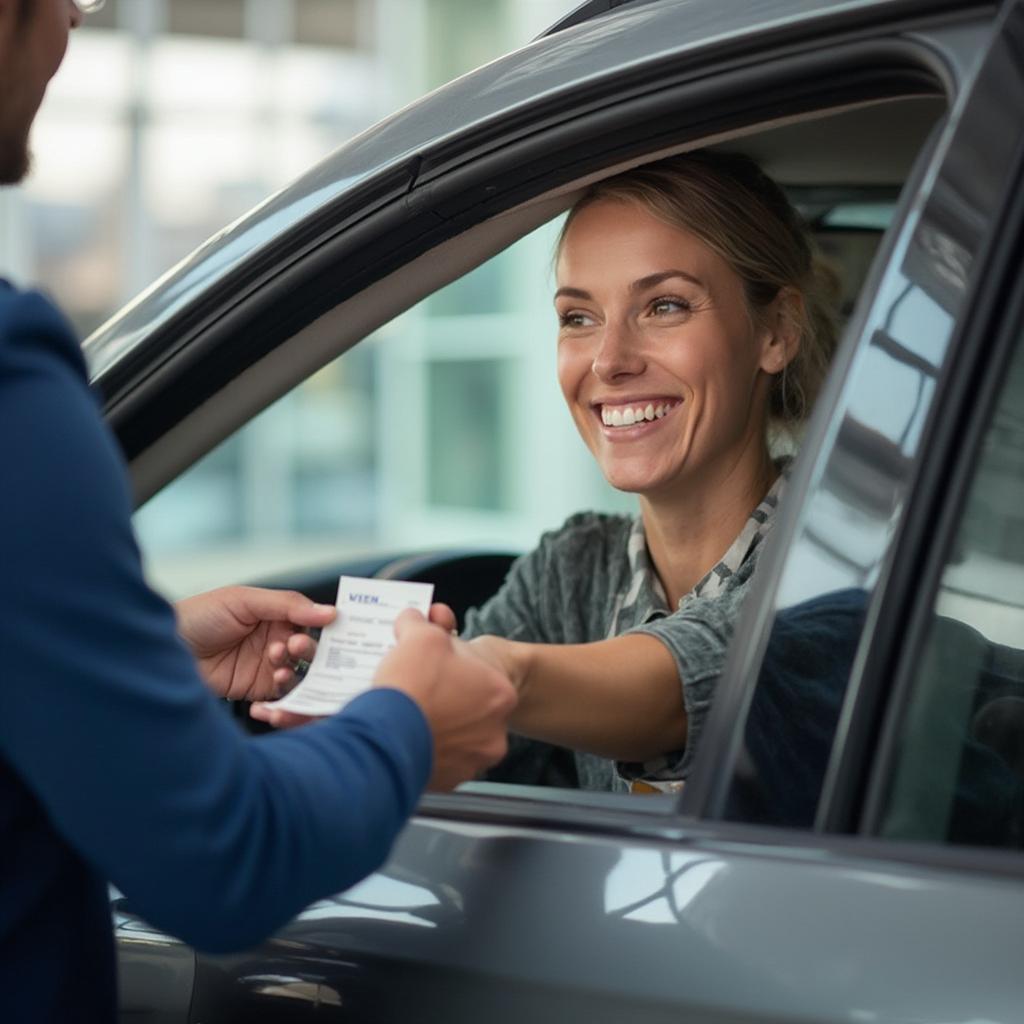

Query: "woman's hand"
(176, 586), (336, 701)
(372, 611), (517, 791)
(464, 635), (530, 692)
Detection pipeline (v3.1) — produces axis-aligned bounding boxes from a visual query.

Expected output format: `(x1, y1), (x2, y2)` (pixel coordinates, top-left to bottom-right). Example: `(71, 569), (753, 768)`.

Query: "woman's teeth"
(601, 402), (674, 427)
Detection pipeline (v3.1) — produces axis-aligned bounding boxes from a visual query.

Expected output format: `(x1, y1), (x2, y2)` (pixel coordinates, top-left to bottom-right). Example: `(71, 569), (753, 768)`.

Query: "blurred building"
(1, 0), (630, 597)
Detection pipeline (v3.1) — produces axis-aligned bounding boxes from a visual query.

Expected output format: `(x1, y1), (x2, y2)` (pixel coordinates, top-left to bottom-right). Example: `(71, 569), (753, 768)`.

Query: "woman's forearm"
(487, 634), (687, 762)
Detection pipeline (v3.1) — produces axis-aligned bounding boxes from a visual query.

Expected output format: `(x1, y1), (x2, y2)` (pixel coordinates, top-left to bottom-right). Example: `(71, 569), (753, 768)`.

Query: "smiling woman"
(460, 151), (840, 792)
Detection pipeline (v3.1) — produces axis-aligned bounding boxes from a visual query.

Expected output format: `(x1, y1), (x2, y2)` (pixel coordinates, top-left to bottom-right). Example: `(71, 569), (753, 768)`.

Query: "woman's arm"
(468, 633), (686, 762)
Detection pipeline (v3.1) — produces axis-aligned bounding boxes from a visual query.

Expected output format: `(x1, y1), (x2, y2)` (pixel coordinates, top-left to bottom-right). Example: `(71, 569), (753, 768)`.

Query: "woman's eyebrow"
(553, 286), (592, 301)
(554, 270), (704, 302)
(632, 269), (704, 292)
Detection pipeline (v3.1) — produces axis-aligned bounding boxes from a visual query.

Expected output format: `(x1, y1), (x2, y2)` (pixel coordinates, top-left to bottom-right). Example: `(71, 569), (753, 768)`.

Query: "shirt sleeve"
(461, 545), (551, 643)
(461, 521), (581, 643)
(462, 513), (632, 644)
(0, 289), (432, 953)
(462, 515), (631, 788)
(621, 565), (755, 782)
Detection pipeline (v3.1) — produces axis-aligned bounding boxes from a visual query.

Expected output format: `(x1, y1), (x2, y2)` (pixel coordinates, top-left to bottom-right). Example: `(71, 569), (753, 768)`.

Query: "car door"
(164, 5), (1024, 1023)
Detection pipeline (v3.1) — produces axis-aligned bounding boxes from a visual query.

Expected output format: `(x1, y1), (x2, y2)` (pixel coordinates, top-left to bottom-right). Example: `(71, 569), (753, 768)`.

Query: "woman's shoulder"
(538, 510), (636, 555)
(466, 511), (636, 643)
(519, 511), (638, 590)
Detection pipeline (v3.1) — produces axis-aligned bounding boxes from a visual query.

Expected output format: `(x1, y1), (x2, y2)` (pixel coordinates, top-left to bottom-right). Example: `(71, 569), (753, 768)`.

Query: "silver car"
(91, 0), (1024, 1020)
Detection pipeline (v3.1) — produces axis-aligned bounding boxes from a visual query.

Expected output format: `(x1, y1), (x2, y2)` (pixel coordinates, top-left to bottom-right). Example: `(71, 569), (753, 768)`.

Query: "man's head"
(0, 0), (82, 185)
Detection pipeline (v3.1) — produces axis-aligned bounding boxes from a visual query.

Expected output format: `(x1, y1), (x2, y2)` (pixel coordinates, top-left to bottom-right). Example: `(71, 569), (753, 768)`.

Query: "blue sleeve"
(0, 288), (432, 953)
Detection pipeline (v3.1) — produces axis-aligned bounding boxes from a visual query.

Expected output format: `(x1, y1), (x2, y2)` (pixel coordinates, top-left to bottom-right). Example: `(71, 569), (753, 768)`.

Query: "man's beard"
(0, 130), (31, 186)
(0, 117), (32, 186)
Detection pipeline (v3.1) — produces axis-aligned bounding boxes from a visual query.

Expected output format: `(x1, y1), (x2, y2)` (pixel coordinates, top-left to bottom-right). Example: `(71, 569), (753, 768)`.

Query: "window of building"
(167, 0), (246, 39)
(294, 0), (361, 49)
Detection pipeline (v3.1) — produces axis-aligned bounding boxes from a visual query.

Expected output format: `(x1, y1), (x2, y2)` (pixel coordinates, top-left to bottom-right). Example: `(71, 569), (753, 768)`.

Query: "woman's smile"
(595, 397), (683, 435)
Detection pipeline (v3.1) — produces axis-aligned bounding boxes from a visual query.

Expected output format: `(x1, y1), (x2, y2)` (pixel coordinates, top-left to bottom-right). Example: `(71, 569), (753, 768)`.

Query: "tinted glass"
(878, 327), (1024, 849)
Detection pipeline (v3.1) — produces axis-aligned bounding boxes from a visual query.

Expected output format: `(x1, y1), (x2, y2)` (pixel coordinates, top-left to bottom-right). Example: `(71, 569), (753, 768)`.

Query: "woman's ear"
(759, 287), (802, 374)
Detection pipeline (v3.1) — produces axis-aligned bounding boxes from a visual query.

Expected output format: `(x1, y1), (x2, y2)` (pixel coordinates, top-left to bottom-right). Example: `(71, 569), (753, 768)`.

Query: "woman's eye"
(649, 297), (690, 316)
(558, 310), (594, 328)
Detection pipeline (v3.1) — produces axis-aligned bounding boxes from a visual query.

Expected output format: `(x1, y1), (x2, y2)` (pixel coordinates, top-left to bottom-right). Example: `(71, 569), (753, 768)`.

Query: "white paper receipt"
(268, 575), (434, 717)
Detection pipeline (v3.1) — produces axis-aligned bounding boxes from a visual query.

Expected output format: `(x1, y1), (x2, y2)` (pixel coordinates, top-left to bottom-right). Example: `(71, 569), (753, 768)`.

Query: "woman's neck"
(640, 447), (777, 609)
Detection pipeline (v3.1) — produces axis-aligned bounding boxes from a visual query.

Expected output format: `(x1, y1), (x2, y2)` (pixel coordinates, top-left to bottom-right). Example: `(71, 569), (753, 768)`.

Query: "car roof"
(539, 0), (661, 37)
(83, 0), (958, 379)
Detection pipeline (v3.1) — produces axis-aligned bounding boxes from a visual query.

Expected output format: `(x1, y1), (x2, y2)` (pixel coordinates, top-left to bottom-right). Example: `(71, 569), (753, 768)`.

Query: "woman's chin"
(600, 465), (674, 496)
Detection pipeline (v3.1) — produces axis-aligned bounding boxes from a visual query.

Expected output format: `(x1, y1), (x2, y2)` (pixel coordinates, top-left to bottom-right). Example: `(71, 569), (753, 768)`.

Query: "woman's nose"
(590, 322), (645, 382)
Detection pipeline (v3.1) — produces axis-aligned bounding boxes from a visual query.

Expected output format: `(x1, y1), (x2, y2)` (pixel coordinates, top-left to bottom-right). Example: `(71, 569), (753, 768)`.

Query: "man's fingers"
(286, 599), (337, 628)
(234, 586), (336, 628)
(278, 592), (336, 628)
(428, 602), (458, 633)
(286, 633), (318, 661)
(393, 607), (428, 640)
(249, 702), (315, 729)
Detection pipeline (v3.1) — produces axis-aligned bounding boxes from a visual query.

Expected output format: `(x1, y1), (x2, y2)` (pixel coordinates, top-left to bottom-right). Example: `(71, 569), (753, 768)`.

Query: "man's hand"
(375, 610), (517, 791)
(176, 586), (336, 701)
(249, 603), (460, 730)
(252, 607), (516, 788)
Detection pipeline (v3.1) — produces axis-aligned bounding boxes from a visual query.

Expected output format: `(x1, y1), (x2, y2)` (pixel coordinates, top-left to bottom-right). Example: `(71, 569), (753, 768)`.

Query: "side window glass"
(878, 335), (1024, 850)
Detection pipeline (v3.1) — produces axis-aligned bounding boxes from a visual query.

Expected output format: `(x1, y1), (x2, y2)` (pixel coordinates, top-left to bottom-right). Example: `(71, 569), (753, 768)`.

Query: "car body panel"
(190, 816), (1024, 1023)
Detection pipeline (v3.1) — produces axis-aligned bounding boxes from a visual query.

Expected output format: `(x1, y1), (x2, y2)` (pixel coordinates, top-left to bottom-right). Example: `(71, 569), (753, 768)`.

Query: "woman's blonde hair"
(557, 151), (839, 432)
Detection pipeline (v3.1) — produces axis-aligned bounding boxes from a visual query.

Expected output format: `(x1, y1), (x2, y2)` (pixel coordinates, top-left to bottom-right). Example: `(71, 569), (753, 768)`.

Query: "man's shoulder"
(0, 280), (85, 379)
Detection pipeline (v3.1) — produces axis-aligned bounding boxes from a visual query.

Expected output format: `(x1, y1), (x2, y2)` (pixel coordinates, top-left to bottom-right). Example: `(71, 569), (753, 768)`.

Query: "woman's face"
(555, 198), (783, 500)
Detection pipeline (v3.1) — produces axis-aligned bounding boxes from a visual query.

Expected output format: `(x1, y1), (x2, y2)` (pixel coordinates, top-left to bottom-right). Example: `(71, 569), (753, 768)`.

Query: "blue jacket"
(0, 282), (432, 1022)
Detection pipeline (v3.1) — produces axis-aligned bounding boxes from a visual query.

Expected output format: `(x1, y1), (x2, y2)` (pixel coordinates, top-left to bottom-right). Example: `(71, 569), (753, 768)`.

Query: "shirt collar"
(610, 464), (789, 633)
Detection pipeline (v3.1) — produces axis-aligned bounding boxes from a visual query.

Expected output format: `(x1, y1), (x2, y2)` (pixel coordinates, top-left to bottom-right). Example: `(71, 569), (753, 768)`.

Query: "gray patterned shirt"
(463, 473), (785, 791)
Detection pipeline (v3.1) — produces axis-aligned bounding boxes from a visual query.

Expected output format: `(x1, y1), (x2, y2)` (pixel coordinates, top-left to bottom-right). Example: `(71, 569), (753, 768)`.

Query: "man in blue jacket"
(0, 3), (517, 1021)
